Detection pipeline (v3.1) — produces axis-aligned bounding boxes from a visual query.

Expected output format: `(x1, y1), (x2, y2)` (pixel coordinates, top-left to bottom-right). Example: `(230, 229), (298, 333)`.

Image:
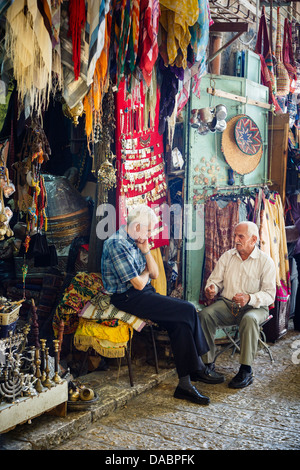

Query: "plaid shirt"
(101, 226), (147, 294)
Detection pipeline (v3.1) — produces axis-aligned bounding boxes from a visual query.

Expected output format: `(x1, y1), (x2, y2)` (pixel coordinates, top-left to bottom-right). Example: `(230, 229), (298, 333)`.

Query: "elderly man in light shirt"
(199, 221), (276, 389)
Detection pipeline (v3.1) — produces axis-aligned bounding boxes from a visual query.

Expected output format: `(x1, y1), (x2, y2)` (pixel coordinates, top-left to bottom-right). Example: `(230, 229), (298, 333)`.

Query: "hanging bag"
(275, 8), (290, 96)
(283, 18), (297, 93)
(292, 22), (300, 94)
(255, 6), (281, 112)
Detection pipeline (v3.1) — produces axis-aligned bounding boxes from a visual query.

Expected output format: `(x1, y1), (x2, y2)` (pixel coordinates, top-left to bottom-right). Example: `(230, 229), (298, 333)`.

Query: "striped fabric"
(86, 0), (110, 86)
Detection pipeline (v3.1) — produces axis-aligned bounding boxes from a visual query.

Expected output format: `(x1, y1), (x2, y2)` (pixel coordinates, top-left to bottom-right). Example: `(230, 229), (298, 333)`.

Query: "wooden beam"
(210, 22), (249, 33)
(207, 87), (272, 110)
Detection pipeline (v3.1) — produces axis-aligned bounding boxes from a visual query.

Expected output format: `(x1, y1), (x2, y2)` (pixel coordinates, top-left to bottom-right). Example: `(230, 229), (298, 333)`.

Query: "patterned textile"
(79, 290), (146, 332)
(68, 0), (86, 80)
(51, 0), (62, 92)
(189, 0), (210, 63)
(60, 2), (89, 108)
(159, 0), (198, 69)
(264, 193), (290, 302)
(5, 0), (53, 117)
(74, 317), (132, 358)
(234, 117), (262, 155)
(83, 5), (112, 140)
(52, 272), (103, 335)
(86, 0), (109, 86)
(117, 0), (132, 83)
(200, 198), (240, 304)
(138, 0), (160, 87)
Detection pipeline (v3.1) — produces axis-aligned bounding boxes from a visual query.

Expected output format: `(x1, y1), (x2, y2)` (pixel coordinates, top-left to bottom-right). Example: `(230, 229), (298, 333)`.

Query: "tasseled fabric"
(68, 0), (86, 80)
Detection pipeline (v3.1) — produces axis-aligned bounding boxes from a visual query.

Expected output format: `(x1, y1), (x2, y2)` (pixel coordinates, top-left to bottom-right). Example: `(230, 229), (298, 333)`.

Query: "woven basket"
(275, 8), (290, 97)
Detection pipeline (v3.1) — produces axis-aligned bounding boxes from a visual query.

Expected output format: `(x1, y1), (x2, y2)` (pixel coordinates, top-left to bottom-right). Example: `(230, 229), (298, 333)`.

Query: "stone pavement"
(1, 321), (300, 451)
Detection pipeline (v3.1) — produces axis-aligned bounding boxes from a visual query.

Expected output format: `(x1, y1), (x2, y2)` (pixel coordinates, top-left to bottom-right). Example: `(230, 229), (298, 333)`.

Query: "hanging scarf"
(117, 0), (132, 84)
(86, 0), (109, 86)
(51, 0), (62, 92)
(189, 0), (210, 63)
(68, 0), (86, 80)
(5, 0), (53, 117)
(139, 0), (160, 87)
(159, 0), (198, 69)
(83, 6), (112, 142)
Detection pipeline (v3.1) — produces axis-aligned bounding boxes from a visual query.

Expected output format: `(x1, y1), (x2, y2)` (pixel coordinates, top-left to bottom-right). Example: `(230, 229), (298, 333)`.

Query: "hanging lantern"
(62, 100), (84, 126)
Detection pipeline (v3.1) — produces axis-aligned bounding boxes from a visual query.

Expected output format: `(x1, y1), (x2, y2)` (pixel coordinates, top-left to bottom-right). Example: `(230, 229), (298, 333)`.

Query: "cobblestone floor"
(53, 322), (300, 451)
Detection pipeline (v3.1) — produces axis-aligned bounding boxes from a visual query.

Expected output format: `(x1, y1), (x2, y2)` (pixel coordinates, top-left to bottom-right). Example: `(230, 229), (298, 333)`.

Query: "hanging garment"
(254, 6), (281, 113)
(86, 0), (110, 86)
(138, 0), (160, 87)
(60, 2), (89, 108)
(5, 0), (53, 117)
(83, 7), (112, 141)
(264, 193), (290, 302)
(200, 198), (240, 304)
(159, 0), (199, 69)
(68, 0), (86, 81)
(51, 0), (62, 92)
(189, 0), (210, 64)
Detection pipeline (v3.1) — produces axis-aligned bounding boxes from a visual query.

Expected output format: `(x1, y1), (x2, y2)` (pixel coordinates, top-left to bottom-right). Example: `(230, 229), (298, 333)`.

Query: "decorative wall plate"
(234, 116), (262, 156)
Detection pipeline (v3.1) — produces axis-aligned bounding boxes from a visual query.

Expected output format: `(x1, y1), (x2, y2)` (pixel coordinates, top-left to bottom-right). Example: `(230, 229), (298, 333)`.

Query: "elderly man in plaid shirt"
(101, 206), (224, 406)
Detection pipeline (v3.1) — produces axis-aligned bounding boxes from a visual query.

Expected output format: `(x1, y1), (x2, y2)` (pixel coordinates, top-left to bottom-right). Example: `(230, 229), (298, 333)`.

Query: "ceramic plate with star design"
(234, 116), (262, 156)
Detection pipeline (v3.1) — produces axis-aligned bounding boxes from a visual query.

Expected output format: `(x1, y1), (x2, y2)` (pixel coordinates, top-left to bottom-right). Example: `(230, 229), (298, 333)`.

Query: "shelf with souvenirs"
(0, 300), (68, 434)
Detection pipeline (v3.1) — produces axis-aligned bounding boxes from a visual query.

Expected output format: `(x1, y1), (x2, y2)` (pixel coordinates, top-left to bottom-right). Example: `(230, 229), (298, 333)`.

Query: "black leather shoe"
(174, 385), (210, 405)
(228, 370), (253, 389)
(190, 365), (225, 384)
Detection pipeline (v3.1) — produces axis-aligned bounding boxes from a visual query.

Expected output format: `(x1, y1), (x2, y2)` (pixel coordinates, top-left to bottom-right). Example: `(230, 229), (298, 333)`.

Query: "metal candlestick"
(42, 346), (53, 389)
(39, 339), (46, 382)
(52, 340), (61, 384)
(34, 347), (43, 393)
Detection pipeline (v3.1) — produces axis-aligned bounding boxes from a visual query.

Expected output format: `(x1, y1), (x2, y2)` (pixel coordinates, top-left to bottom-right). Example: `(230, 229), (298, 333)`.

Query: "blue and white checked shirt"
(101, 226), (147, 294)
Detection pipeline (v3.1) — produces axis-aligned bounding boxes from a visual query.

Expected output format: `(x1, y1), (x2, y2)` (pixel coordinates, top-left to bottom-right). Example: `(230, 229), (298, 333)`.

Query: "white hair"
(235, 221), (259, 240)
(127, 205), (158, 227)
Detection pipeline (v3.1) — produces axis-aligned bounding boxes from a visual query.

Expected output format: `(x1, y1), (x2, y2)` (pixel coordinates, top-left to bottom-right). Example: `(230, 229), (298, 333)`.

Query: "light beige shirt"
(205, 246), (276, 309)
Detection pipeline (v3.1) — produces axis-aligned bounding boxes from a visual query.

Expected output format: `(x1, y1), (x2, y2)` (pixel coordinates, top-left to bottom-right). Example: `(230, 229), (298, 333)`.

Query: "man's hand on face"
(136, 239), (150, 254)
(205, 284), (216, 300)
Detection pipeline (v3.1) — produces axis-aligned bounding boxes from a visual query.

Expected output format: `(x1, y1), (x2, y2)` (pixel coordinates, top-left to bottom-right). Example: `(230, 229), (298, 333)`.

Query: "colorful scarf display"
(5, 0), (53, 117)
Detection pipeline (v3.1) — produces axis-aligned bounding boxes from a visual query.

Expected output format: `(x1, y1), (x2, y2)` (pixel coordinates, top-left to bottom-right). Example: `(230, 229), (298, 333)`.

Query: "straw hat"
(221, 114), (263, 175)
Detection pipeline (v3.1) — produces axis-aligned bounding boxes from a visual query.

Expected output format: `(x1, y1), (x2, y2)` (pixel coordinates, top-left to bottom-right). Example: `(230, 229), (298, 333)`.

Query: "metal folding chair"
(214, 314), (274, 363)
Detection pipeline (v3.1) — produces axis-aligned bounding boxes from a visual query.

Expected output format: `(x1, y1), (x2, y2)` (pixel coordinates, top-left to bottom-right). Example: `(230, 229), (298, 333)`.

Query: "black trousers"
(111, 284), (209, 378)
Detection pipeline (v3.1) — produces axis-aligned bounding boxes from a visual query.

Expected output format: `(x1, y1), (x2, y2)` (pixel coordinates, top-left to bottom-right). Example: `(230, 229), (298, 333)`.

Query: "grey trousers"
(199, 298), (269, 366)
